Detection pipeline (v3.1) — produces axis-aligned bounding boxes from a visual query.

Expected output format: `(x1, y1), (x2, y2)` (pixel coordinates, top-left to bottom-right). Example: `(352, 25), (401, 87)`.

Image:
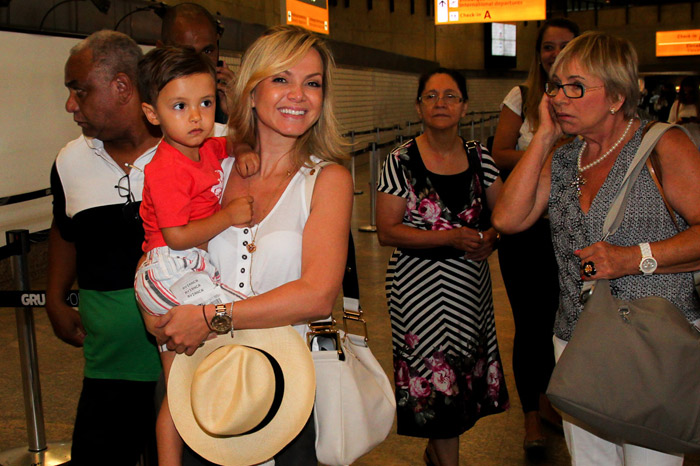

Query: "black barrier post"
(8, 230), (47, 453)
(359, 139), (378, 233)
(349, 131), (363, 195)
(0, 230), (72, 465)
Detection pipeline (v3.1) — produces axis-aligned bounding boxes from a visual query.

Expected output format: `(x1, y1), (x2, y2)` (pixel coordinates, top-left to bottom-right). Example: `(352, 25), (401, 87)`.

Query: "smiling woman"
(142, 25), (353, 465)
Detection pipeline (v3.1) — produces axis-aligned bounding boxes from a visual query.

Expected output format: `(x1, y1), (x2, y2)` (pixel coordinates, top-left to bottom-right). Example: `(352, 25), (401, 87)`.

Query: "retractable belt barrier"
(0, 229), (72, 465)
(0, 291), (79, 308)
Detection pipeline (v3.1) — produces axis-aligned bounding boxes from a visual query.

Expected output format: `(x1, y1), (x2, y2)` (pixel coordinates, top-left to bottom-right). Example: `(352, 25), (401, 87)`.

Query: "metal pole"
(349, 131), (363, 195)
(0, 230), (71, 466)
(9, 230), (46, 453)
(359, 141), (378, 233)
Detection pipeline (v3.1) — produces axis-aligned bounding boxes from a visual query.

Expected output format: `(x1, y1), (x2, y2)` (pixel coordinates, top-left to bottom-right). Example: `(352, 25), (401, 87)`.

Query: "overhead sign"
(656, 30), (700, 57)
(285, 0), (329, 35)
(435, 0), (545, 25)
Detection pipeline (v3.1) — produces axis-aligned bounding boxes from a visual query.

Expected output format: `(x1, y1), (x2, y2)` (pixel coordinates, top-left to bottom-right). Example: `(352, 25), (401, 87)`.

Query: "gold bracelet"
(202, 304), (214, 331)
(228, 302), (235, 337)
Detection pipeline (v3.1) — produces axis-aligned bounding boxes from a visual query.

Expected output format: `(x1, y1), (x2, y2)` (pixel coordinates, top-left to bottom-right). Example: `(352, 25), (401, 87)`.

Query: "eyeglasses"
(545, 81), (604, 99)
(115, 173), (140, 222)
(418, 93), (464, 105)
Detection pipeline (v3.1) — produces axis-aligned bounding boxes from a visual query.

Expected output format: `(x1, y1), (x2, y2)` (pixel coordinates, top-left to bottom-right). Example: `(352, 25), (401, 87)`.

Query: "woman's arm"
(376, 192), (483, 253)
(157, 164), (354, 354)
(576, 128), (700, 279)
(491, 106), (525, 171)
(492, 95), (561, 234)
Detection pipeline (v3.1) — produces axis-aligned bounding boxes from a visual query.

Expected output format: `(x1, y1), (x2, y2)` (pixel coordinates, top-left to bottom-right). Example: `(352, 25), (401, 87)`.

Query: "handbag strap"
(304, 163), (367, 348)
(601, 122), (682, 238)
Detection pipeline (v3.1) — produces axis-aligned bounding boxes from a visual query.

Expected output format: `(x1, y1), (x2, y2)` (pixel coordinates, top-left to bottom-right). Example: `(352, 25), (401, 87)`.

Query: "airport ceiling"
(551, 0), (691, 11)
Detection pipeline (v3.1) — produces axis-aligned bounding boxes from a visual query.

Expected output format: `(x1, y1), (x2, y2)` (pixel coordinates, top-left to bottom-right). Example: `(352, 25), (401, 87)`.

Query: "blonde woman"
(146, 25), (353, 464)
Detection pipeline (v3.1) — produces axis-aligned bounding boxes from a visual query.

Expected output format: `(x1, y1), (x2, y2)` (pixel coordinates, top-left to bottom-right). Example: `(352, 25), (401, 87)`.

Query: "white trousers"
(552, 336), (684, 466)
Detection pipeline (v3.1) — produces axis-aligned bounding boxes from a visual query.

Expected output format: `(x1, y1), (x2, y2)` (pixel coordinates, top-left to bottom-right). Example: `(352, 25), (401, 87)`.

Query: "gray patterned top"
(549, 121), (700, 341)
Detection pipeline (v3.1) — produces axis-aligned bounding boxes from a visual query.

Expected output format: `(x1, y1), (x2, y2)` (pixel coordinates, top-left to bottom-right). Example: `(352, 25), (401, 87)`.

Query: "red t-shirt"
(140, 137), (228, 252)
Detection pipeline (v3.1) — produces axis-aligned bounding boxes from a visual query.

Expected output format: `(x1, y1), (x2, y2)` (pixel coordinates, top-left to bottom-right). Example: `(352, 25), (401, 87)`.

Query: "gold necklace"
(246, 170), (296, 296)
(245, 154), (294, 253)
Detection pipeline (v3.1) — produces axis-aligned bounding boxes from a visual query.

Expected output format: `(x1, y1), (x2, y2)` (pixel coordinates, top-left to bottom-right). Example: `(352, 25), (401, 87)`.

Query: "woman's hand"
(448, 227), (496, 260)
(462, 228), (498, 261)
(537, 93), (564, 145)
(142, 313), (166, 346)
(447, 226), (482, 252)
(574, 242), (638, 281)
(156, 304), (214, 355)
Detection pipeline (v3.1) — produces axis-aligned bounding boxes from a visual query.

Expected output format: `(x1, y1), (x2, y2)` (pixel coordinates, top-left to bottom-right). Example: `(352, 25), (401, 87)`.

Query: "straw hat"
(168, 327), (316, 466)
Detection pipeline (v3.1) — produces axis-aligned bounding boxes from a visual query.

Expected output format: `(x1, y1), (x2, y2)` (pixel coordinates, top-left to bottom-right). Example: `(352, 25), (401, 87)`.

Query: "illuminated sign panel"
(656, 30), (700, 57)
(285, 0), (329, 35)
(435, 0), (545, 25)
(492, 23), (516, 57)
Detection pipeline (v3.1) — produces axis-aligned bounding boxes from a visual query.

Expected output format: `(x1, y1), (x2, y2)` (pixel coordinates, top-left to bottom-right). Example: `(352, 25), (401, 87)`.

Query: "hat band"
(238, 347), (285, 436)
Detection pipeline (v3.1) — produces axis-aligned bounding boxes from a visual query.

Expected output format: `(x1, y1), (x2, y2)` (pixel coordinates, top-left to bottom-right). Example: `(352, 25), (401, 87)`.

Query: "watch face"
(641, 257), (657, 273)
(211, 314), (232, 333)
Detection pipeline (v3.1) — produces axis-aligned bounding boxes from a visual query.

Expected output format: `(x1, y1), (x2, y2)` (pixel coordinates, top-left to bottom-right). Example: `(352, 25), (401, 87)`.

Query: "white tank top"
(208, 157), (320, 336)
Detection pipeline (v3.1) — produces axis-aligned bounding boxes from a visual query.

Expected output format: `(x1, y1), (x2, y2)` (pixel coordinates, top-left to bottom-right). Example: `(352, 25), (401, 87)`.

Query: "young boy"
(134, 46), (257, 464)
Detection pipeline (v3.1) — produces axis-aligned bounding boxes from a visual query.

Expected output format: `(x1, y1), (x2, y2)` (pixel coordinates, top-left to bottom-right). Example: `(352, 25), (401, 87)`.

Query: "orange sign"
(435, 0), (545, 25)
(656, 30), (700, 57)
(285, 0), (329, 35)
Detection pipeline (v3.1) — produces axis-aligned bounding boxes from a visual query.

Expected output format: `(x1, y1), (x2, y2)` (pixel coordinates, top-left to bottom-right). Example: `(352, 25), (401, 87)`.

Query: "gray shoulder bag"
(546, 122), (700, 454)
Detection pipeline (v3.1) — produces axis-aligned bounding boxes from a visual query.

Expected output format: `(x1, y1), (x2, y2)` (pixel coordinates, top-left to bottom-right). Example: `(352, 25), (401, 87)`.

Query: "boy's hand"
(234, 148), (260, 178)
(223, 196), (254, 226)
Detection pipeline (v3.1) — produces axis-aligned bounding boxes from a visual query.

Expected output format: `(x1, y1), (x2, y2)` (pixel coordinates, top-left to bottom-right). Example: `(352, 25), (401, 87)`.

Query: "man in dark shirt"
(46, 30), (162, 466)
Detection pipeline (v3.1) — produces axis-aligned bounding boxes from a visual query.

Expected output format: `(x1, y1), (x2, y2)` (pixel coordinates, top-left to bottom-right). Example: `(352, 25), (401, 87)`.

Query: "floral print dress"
(378, 138), (509, 438)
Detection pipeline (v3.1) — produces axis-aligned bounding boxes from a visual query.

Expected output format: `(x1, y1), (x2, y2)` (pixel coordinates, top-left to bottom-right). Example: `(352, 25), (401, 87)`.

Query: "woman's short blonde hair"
(550, 31), (639, 119)
(227, 25), (346, 166)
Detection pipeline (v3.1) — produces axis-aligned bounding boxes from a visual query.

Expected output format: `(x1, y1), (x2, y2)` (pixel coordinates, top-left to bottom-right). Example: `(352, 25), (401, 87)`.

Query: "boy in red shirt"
(134, 46), (256, 463)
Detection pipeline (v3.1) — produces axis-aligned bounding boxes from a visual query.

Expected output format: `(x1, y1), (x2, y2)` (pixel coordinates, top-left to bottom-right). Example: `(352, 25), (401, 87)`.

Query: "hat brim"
(168, 327), (316, 466)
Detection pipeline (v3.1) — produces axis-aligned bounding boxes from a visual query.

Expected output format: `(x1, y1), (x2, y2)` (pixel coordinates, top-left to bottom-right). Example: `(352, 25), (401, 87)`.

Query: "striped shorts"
(134, 246), (243, 317)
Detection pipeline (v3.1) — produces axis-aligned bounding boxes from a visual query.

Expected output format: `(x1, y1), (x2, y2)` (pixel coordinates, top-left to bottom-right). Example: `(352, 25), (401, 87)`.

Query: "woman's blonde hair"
(227, 25), (346, 166)
(550, 31), (639, 119)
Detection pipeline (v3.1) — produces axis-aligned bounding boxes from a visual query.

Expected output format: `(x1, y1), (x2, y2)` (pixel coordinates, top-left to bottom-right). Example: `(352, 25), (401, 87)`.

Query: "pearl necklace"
(571, 118), (634, 197)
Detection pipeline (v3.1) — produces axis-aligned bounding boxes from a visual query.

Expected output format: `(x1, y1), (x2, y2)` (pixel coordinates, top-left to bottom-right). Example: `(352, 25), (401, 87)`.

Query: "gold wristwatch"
(210, 304), (232, 335)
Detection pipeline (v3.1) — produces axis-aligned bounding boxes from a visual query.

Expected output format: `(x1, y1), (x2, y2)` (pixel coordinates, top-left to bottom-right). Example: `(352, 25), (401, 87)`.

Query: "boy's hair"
(137, 46), (215, 105)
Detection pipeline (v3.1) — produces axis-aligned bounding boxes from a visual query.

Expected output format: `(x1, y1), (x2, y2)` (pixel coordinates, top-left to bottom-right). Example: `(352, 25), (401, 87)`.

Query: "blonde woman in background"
(490, 18), (578, 455)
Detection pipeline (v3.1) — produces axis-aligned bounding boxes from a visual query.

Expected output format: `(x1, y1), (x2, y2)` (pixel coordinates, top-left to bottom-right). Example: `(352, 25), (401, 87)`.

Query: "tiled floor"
(1, 156), (698, 465)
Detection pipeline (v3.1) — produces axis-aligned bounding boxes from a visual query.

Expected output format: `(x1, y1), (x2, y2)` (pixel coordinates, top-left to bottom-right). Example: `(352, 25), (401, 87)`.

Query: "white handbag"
(308, 234), (395, 466)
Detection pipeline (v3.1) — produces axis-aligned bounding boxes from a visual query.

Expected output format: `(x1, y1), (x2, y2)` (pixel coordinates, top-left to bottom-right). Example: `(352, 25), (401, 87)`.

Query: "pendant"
(247, 242), (256, 253)
(570, 174), (586, 197)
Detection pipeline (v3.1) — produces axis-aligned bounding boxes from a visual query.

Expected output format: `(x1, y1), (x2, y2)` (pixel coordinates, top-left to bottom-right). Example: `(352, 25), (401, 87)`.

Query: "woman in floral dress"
(376, 68), (509, 466)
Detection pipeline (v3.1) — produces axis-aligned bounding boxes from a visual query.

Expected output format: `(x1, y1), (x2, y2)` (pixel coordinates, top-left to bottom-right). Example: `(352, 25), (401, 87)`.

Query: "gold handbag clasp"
(343, 307), (368, 343)
(307, 319), (345, 360)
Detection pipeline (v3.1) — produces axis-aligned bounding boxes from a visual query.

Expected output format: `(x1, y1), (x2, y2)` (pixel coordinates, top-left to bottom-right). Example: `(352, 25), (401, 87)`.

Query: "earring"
(610, 107), (616, 115)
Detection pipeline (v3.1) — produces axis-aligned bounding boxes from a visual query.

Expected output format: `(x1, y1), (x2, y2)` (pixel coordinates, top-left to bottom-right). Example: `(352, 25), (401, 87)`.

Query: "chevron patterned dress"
(378, 139), (509, 438)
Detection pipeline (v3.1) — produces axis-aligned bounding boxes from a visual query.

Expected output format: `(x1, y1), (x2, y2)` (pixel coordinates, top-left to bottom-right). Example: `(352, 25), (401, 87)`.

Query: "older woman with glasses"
(376, 68), (509, 466)
(493, 31), (700, 465)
